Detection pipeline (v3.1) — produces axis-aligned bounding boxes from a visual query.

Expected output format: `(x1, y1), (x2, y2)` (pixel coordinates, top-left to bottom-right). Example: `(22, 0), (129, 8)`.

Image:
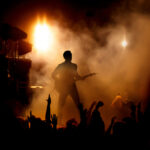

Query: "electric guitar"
(54, 73), (96, 92)
(76, 73), (96, 81)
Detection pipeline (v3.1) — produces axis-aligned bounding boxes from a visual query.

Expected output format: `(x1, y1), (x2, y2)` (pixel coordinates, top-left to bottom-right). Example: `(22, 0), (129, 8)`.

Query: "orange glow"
(121, 40), (128, 48)
(33, 21), (53, 53)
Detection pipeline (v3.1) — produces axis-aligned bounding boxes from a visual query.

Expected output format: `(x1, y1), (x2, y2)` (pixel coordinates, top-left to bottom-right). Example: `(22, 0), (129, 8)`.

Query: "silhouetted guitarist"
(52, 50), (95, 122)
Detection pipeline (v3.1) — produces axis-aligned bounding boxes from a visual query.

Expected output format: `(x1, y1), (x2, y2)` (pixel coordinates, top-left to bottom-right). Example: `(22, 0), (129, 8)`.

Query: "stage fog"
(22, 12), (150, 127)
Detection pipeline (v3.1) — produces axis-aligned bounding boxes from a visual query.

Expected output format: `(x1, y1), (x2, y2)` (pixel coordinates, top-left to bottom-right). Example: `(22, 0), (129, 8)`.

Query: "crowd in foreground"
(1, 94), (150, 148)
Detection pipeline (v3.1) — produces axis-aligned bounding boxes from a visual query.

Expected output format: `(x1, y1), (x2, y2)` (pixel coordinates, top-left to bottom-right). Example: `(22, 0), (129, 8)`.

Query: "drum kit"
(0, 23), (32, 104)
(0, 23), (32, 57)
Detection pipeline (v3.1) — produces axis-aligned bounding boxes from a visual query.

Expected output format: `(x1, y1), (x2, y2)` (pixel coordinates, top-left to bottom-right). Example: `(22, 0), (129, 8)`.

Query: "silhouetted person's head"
(96, 101), (104, 110)
(63, 50), (72, 62)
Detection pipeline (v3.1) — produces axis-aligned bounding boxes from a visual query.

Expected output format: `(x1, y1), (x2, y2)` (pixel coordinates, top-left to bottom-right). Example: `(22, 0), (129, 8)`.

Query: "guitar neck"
(83, 74), (92, 78)
(81, 73), (95, 80)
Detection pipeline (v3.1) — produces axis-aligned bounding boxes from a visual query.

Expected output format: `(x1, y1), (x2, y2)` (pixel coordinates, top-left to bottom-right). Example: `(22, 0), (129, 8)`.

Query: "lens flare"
(121, 40), (128, 48)
(34, 23), (53, 52)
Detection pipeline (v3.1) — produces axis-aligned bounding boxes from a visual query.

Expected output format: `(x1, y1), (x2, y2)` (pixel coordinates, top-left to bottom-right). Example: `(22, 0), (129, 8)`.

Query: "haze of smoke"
(26, 12), (150, 127)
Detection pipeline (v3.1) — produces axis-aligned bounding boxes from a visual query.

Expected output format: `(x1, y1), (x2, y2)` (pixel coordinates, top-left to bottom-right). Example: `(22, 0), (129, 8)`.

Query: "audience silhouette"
(1, 89), (150, 148)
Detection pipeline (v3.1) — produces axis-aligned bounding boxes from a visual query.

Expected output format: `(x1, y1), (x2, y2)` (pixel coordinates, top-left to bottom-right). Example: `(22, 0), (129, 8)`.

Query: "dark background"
(1, 0), (150, 28)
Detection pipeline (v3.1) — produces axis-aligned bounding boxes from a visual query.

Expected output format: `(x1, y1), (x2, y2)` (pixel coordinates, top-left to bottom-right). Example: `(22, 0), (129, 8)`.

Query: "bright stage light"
(121, 40), (128, 48)
(34, 23), (53, 52)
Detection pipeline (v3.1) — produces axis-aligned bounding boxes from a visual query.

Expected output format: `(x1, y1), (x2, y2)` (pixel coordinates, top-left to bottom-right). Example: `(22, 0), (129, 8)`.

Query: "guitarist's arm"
(74, 64), (96, 81)
(75, 72), (85, 81)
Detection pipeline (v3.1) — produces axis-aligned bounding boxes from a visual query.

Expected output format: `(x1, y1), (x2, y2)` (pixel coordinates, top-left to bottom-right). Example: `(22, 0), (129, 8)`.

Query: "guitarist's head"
(63, 50), (72, 62)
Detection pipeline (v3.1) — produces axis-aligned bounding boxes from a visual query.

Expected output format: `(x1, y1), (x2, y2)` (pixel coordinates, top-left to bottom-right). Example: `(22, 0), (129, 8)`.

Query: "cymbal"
(0, 23), (27, 40)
